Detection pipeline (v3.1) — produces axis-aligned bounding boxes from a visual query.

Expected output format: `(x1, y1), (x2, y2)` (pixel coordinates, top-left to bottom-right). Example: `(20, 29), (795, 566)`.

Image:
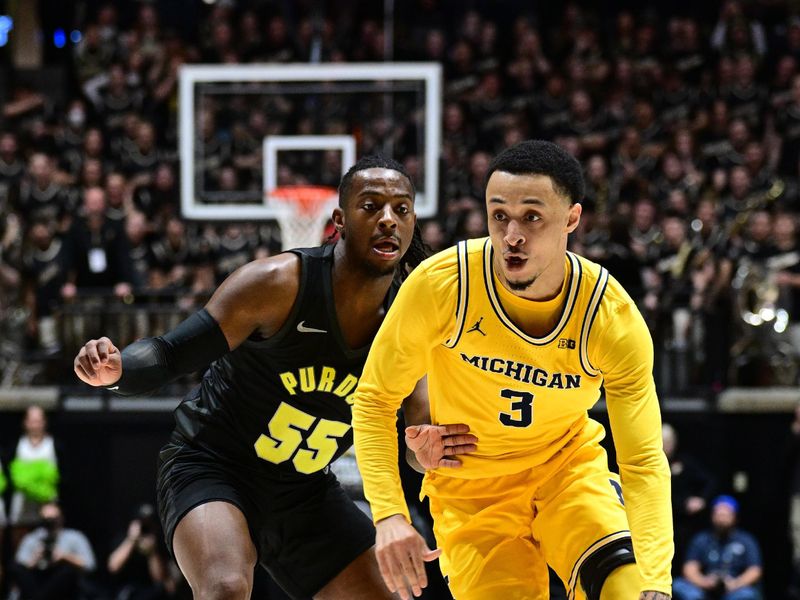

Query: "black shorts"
(156, 439), (376, 599)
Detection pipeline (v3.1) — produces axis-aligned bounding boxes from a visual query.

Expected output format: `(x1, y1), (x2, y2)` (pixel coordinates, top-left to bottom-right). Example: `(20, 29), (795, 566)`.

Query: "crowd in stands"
(1, 1), (800, 392)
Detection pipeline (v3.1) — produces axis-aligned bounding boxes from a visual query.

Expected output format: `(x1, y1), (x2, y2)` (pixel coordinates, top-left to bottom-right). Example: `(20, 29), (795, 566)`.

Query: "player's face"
(486, 171), (581, 296)
(337, 168), (416, 276)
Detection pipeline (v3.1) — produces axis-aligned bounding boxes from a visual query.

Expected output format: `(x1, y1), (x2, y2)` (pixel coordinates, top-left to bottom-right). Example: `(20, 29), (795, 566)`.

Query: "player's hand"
(74, 337), (122, 387)
(639, 592), (671, 599)
(375, 514), (441, 600)
(405, 423), (478, 469)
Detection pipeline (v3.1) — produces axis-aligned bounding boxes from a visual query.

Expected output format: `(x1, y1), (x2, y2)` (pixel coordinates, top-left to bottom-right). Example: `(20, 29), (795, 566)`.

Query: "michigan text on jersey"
(460, 353), (582, 389)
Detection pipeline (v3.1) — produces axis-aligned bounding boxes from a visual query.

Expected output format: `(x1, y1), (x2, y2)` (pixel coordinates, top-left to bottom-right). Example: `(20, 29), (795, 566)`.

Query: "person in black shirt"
(108, 504), (169, 600)
(662, 423), (715, 574)
(65, 186), (134, 298)
(73, 157), (469, 600)
(21, 219), (70, 351)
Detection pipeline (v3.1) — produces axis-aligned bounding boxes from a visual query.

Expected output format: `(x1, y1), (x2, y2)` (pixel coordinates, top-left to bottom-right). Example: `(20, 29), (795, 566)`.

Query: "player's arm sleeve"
(109, 309), (230, 396)
(594, 300), (674, 594)
(352, 266), (446, 523)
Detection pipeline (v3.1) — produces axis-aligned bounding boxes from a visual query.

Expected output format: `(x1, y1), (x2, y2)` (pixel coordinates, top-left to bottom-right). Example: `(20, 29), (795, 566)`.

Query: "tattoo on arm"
(639, 592), (670, 600)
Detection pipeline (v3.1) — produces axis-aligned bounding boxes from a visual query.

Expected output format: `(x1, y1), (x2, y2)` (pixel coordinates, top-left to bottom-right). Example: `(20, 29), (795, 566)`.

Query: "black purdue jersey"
(172, 243), (399, 478)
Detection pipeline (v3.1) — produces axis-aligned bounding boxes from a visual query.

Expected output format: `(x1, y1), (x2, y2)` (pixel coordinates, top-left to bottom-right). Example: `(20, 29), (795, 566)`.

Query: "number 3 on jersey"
(499, 389), (534, 427)
(254, 402), (350, 474)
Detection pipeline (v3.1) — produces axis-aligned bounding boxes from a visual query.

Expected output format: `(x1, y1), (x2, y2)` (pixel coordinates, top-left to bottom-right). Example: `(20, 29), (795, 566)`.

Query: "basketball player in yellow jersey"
(352, 140), (673, 600)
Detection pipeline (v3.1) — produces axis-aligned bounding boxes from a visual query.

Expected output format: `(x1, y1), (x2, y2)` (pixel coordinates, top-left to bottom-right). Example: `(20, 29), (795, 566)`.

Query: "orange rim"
(269, 185), (338, 215)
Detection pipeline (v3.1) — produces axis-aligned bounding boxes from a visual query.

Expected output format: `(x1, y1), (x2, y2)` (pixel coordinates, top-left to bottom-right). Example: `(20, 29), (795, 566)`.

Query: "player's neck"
(332, 243), (394, 307)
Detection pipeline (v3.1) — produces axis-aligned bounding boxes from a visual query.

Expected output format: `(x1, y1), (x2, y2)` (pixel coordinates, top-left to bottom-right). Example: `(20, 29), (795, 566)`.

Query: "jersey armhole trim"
(444, 241), (469, 348)
(579, 266), (609, 377)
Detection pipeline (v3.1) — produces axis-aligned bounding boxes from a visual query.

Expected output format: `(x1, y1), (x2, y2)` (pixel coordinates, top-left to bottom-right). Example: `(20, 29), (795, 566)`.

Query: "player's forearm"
(352, 388), (411, 523)
(619, 455), (674, 591)
(110, 309), (229, 395)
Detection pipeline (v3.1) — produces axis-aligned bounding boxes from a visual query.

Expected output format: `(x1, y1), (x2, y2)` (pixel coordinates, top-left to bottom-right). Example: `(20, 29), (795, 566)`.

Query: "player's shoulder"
(217, 252), (301, 306)
(237, 252), (301, 286)
(419, 237), (486, 275)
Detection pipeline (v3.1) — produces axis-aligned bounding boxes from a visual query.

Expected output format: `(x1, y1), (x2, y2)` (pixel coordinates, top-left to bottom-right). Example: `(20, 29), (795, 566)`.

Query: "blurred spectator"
(9, 407), (59, 528)
(21, 219), (71, 351)
(9, 501), (95, 600)
(652, 212), (699, 392)
(663, 423), (716, 571)
(774, 75), (800, 175)
(107, 503), (169, 600)
(673, 495), (763, 600)
(710, 1), (767, 57)
(150, 217), (199, 292)
(64, 187), (135, 299)
(596, 213), (643, 301)
(132, 163), (178, 228)
(73, 23), (116, 83)
(420, 220), (448, 253)
(106, 172), (131, 223)
(211, 224), (258, 285)
(771, 213), (800, 354)
(125, 212), (153, 290)
(0, 132), (25, 206)
(15, 154), (78, 230)
(122, 121), (163, 178)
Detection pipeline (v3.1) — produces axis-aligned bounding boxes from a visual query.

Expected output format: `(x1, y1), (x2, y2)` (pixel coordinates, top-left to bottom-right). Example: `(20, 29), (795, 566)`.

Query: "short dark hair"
(486, 140), (585, 203)
(337, 155), (414, 207)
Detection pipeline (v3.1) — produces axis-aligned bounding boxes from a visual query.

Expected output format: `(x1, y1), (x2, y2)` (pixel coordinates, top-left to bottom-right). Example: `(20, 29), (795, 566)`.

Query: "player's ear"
(332, 207), (345, 238)
(565, 202), (582, 233)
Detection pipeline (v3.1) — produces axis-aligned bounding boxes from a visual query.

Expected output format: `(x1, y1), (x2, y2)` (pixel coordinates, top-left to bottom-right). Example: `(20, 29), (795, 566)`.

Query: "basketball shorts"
(424, 429), (633, 600)
(156, 437), (375, 599)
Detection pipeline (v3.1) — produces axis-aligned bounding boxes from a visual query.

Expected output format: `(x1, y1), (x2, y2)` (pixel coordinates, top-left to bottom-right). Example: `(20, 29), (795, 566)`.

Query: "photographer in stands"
(108, 503), (169, 600)
(8, 500), (95, 600)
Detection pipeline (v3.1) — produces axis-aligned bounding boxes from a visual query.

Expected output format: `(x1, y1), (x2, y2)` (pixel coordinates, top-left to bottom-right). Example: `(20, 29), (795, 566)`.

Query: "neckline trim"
(482, 239), (582, 346)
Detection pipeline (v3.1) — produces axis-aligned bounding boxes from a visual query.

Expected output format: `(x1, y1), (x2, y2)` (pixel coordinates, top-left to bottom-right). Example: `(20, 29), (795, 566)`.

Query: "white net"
(268, 187), (339, 250)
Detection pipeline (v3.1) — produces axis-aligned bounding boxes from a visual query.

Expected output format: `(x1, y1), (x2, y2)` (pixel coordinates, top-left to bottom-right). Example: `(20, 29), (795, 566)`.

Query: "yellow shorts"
(424, 428), (631, 600)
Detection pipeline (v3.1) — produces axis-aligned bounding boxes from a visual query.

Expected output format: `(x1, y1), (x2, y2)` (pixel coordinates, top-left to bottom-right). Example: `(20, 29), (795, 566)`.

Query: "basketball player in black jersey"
(73, 156), (474, 600)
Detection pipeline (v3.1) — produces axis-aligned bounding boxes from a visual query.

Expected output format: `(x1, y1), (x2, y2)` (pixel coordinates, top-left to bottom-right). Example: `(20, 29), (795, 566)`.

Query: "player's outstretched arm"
(73, 254), (300, 395)
(375, 514), (441, 600)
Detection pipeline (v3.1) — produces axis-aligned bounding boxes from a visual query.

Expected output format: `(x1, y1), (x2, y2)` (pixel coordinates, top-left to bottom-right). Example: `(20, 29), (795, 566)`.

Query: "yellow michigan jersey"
(352, 237), (673, 596)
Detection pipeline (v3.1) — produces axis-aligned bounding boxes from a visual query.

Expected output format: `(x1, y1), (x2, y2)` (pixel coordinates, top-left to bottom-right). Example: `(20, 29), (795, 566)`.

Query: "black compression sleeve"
(108, 309), (230, 396)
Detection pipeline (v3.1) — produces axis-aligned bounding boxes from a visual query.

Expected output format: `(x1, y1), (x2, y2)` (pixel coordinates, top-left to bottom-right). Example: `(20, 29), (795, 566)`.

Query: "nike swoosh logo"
(107, 386), (119, 391)
(297, 321), (327, 334)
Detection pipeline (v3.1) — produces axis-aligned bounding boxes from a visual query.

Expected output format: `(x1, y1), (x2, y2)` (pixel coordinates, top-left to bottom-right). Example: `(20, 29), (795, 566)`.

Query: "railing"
(0, 288), (211, 389)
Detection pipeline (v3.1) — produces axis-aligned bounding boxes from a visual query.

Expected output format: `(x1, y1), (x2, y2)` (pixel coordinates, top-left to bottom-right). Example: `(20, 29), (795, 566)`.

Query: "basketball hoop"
(267, 185), (339, 250)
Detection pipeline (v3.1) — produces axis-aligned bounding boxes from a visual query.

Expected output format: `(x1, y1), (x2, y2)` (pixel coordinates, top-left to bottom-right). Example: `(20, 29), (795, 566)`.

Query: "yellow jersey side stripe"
(578, 266), (609, 377)
(444, 241), (470, 348)
(566, 529), (632, 598)
(482, 239), (582, 346)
